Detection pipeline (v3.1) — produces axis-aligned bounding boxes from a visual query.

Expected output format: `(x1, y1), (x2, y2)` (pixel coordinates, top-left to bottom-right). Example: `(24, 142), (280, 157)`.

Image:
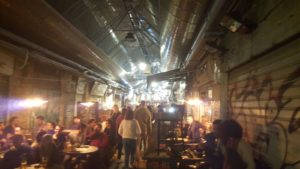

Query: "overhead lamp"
(120, 71), (127, 76)
(151, 82), (158, 87)
(187, 99), (202, 106)
(138, 62), (147, 70)
(125, 32), (136, 42)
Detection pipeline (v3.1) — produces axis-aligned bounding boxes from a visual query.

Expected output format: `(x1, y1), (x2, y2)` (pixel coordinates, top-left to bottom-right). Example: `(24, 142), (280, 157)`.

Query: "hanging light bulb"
(125, 32), (136, 42)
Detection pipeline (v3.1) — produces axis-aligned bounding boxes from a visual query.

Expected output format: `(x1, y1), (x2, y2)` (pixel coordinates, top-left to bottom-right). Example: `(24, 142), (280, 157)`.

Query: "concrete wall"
(222, 0), (300, 71)
(0, 44), (106, 129)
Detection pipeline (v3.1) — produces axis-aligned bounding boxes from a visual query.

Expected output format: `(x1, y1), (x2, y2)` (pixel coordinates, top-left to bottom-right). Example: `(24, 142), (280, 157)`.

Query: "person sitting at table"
(0, 122), (7, 150)
(85, 119), (97, 144)
(88, 123), (110, 169)
(40, 134), (63, 169)
(46, 122), (56, 135)
(4, 116), (19, 138)
(35, 121), (56, 144)
(90, 123), (109, 151)
(219, 120), (255, 169)
(70, 116), (86, 130)
(71, 123), (87, 146)
(3, 134), (34, 169)
(33, 116), (46, 139)
(53, 125), (66, 150)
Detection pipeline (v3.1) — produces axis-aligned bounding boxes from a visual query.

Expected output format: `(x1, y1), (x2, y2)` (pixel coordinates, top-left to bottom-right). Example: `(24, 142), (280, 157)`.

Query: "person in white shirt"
(118, 108), (141, 169)
(219, 119), (255, 169)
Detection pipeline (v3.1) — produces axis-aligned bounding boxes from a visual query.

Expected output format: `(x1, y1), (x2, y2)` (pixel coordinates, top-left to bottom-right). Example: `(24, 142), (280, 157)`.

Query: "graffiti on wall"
(228, 66), (300, 168)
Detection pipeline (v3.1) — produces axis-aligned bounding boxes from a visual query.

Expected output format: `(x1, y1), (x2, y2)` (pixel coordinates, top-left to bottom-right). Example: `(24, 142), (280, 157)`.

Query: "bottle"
(20, 155), (27, 169)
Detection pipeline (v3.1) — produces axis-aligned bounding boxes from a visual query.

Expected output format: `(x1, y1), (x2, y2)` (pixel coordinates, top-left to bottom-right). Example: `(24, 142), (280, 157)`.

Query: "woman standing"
(118, 109), (141, 169)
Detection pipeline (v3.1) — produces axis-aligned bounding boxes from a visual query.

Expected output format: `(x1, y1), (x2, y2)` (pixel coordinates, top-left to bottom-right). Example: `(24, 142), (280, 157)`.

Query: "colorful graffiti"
(228, 66), (300, 168)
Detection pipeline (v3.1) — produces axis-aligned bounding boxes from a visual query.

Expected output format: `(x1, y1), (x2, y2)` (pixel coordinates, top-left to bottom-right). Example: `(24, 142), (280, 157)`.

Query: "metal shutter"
(228, 39), (300, 168)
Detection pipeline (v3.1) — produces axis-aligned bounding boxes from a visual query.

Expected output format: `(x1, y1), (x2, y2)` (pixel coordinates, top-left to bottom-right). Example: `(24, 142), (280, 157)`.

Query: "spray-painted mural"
(228, 42), (300, 169)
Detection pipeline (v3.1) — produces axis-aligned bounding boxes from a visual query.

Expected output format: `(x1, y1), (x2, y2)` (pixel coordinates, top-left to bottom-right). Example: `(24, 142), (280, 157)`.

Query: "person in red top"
(88, 123), (110, 169)
(89, 123), (109, 150)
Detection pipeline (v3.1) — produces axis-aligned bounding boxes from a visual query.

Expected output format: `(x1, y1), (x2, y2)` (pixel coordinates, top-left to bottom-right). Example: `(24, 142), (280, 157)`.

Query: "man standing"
(134, 101), (152, 153)
(205, 119), (223, 169)
(109, 105), (121, 147)
(33, 116), (46, 138)
(187, 117), (204, 143)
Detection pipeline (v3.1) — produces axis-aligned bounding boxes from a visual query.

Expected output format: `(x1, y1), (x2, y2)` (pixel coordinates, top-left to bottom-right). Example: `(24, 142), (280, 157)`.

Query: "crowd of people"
(197, 119), (256, 169)
(0, 101), (152, 169)
(0, 101), (256, 169)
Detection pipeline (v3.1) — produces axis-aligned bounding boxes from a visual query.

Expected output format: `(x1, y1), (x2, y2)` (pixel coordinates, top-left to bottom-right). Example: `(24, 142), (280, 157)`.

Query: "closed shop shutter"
(0, 74), (8, 122)
(228, 39), (300, 168)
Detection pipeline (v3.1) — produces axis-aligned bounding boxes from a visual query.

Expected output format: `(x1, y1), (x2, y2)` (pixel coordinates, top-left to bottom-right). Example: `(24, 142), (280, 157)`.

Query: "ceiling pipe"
(0, 28), (126, 89)
(182, 0), (227, 69)
(0, 1), (129, 84)
(159, 0), (211, 72)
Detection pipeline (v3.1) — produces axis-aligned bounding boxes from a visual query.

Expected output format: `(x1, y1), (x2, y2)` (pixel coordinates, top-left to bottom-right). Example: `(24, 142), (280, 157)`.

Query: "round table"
(63, 145), (98, 155)
(20, 163), (45, 169)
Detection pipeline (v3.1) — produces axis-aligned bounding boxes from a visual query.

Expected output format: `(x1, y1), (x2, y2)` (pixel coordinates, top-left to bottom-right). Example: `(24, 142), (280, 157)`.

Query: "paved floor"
(109, 155), (147, 169)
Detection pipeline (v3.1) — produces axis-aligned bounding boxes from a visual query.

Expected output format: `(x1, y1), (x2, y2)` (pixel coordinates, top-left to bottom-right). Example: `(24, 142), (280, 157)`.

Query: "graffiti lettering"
(228, 66), (300, 168)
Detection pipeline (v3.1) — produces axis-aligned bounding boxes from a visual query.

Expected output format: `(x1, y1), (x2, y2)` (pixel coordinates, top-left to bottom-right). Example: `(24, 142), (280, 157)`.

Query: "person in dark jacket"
(4, 116), (19, 138)
(53, 125), (66, 150)
(116, 108), (126, 161)
(204, 119), (223, 169)
(104, 119), (116, 147)
(3, 134), (34, 169)
(40, 134), (64, 169)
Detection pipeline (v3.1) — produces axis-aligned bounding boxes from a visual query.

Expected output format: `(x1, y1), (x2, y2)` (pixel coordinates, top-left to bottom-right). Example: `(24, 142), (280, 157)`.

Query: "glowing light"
(187, 116), (193, 124)
(103, 94), (114, 109)
(138, 62), (147, 70)
(151, 82), (158, 87)
(80, 102), (95, 107)
(162, 82), (169, 88)
(19, 99), (48, 108)
(187, 99), (202, 106)
(180, 82), (186, 89)
(15, 127), (22, 135)
(120, 71), (126, 76)
(168, 107), (176, 113)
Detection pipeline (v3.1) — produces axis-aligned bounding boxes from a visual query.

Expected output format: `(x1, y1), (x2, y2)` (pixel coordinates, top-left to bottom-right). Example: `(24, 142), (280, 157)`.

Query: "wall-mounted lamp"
(220, 15), (257, 33)
(19, 98), (48, 108)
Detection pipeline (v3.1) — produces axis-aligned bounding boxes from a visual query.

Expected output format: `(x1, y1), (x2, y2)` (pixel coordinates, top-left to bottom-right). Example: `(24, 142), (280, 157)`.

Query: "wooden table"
(143, 152), (173, 169)
(16, 163), (45, 169)
(143, 151), (204, 169)
(63, 145), (98, 156)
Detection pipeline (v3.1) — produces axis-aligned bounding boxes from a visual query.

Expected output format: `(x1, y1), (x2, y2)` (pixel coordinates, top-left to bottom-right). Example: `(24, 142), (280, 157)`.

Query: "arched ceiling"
(46, 0), (210, 83)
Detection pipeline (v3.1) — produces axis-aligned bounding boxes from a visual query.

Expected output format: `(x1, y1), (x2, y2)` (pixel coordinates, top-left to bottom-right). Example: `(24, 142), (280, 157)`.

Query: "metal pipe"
(0, 27), (126, 88)
(182, 0), (227, 69)
(0, 40), (109, 83)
